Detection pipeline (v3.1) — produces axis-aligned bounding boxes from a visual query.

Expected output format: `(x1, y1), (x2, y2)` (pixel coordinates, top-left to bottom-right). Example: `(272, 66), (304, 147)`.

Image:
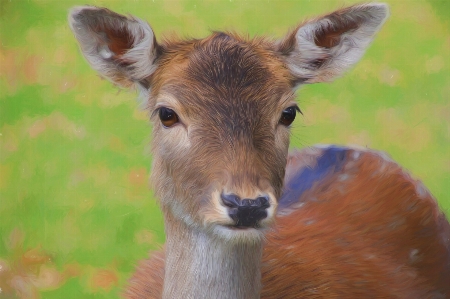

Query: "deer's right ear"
(69, 6), (158, 89)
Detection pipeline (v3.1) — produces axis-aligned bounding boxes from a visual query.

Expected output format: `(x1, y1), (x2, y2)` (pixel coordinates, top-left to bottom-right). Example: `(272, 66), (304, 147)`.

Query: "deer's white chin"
(210, 224), (266, 243)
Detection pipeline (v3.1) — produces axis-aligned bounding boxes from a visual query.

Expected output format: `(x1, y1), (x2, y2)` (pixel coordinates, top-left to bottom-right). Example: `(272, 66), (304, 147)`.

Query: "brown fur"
(124, 148), (450, 299)
(148, 32), (294, 229)
(69, 4), (450, 299)
(313, 7), (361, 49)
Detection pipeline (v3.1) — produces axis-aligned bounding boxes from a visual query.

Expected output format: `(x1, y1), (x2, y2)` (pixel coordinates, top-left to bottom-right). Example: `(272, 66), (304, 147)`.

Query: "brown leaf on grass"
(22, 246), (51, 266)
(91, 269), (119, 291)
(1, 230), (67, 298)
(129, 168), (147, 186)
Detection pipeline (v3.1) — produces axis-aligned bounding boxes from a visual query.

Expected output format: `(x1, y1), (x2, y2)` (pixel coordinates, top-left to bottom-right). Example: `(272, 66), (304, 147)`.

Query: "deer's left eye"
(159, 107), (179, 127)
(279, 106), (299, 127)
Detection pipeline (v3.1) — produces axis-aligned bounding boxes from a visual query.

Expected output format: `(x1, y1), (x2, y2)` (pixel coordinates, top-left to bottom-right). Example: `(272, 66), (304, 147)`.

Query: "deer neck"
(162, 212), (263, 299)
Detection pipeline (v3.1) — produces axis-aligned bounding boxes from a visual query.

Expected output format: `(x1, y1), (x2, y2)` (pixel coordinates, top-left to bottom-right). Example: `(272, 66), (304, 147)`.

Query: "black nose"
(221, 193), (270, 227)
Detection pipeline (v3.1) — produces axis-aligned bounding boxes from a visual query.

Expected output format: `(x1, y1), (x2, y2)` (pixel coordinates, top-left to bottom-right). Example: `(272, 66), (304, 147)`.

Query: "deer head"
(69, 4), (388, 242)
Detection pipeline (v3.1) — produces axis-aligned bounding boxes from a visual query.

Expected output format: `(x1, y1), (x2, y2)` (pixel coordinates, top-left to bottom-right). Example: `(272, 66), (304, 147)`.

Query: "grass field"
(0, 0), (449, 297)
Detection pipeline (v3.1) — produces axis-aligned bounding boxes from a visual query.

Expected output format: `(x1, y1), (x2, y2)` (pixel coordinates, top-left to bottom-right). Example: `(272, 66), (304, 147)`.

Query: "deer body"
(124, 146), (450, 299)
(69, 4), (450, 299)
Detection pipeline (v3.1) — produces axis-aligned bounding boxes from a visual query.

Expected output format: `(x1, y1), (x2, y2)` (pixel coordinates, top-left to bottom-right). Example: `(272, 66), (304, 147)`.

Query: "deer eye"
(279, 106), (298, 127)
(159, 107), (179, 127)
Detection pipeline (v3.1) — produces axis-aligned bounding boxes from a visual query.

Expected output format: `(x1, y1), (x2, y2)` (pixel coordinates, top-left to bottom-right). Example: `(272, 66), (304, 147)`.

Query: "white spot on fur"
(409, 248), (419, 263)
(98, 45), (113, 59)
(415, 183), (428, 199)
(338, 173), (349, 181)
(365, 254), (376, 260)
(304, 219), (316, 226)
(352, 150), (361, 160)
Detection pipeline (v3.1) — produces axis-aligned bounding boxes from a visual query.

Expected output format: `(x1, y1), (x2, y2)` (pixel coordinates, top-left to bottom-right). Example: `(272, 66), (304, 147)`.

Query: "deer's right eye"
(159, 107), (179, 127)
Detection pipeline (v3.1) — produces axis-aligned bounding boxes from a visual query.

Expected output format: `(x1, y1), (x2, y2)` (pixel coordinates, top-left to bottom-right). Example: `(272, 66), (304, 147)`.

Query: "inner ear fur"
(69, 6), (158, 89)
(278, 3), (389, 84)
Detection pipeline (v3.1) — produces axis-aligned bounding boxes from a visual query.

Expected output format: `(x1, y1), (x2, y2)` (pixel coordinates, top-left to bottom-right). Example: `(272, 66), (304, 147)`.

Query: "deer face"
(69, 4), (388, 240)
(148, 34), (296, 237)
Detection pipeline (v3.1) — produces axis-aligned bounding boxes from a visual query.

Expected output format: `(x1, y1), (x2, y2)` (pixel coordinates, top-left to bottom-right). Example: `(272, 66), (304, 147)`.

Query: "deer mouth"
(213, 224), (266, 241)
(226, 225), (261, 231)
(220, 219), (270, 232)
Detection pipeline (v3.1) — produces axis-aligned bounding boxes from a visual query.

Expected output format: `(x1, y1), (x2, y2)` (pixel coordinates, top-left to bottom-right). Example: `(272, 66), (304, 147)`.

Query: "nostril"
(221, 193), (241, 208)
(246, 199), (261, 207)
(241, 199), (251, 207)
(222, 194), (271, 209)
(256, 196), (270, 208)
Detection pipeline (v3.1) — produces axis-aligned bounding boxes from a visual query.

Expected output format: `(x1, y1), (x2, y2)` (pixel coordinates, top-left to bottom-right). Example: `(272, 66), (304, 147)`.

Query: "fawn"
(69, 3), (450, 298)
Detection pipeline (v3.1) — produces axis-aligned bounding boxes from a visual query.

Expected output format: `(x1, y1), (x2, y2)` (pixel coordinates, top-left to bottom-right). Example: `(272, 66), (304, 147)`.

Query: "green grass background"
(0, 0), (448, 297)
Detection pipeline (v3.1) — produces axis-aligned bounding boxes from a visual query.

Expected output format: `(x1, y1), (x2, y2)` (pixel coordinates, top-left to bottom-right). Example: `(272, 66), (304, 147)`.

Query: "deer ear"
(69, 6), (158, 89)
(278, 3), (389, 84)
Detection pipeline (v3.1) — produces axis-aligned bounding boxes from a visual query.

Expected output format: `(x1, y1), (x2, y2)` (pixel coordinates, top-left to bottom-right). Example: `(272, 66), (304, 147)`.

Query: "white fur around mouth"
(212, 224), (265, 242)
(224, 225), (260, 231)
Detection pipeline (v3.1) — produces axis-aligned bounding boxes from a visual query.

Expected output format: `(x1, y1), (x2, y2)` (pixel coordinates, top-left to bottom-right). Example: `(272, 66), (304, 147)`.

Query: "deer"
(68, 3), (450, 299)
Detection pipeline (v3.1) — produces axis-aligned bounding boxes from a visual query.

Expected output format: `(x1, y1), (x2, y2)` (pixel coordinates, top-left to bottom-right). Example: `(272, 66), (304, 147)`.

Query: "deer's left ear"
(278, 3), (389, 84)
(69, 6), (158, 89)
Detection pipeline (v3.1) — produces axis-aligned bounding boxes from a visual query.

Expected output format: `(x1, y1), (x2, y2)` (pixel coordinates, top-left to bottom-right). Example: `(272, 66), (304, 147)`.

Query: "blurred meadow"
(0, 0), (449, 297)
